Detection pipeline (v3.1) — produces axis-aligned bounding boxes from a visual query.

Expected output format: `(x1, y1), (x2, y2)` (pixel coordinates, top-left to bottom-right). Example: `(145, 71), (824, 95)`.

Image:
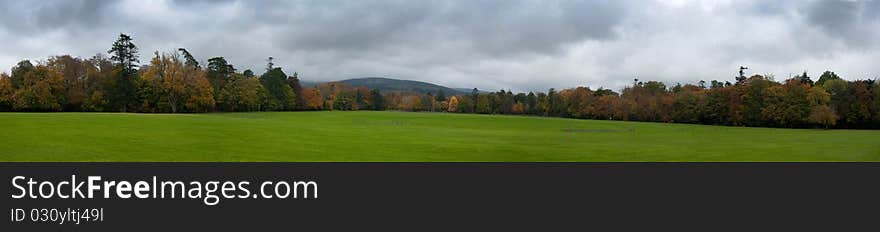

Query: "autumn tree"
(672, 84), (705, 124)
(447, 96), (459, 112)
(809, 105), (838, 129)
(843, 81), (874, 127)
(762, 79), (811, 127)
(9, 64), (65, 111)
(512, 102), (525, 114)
(140, 51), (214, 113)
(81, 54), (115, 111)
(567, 87), (593, 118)
(593, 94), (622, 120)
(287, 72), (306, 110)
(217, 73), (268, 111)
(302, 87), (324, 110)
(874, 81), (880, 127)
(0, 73), (13, 111)
(46, 55), (89, 111)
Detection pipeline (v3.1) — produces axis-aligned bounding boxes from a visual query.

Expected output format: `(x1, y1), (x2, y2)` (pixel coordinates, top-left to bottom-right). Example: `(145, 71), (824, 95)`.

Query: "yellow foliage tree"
(447, 96), (459, 112)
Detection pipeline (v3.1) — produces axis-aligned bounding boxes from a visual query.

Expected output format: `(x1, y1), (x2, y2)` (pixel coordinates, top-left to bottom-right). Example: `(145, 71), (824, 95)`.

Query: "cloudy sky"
(0, 0), (878, 92)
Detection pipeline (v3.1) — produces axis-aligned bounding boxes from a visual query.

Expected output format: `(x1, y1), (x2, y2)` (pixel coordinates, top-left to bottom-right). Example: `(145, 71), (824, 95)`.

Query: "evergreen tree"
(178, 48), (199, 68)
(107, 33), (139, 112)
(207, 57), (235, 98)
(816, 71), (840, 86)
(287, 72), (305, 110)
(370, 89), (385, 110)
(435, 89), (446, 102)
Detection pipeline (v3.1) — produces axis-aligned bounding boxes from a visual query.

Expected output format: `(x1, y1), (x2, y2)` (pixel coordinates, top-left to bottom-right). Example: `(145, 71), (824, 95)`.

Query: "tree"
(435, 89), (446, 102)
(741, 75), (776, 126)
(370, 89), (385, 110)
(672, 86), (704, 123)
(10, 65), (65, 111)
(242, 69), (255, 78)
(736, 66), (748, 84)
(593, 95), (622, 120)
(109, 34), (139, 72)
(547, 88), (567, 117)
(217, 73), (268, 111)
(140, 51), (214, 113)
(762, 79), (810, 127)
(816, 71), (840, 86)
(512, 102), (525, 114)
(288, 72), (306, 110)
(808, 105), (838, 129)
(795, 71), (813, 86)
(333, 91), (353, 110)
(10, 60), (35, 89)
(874, 80), (880, 127)
(525, 92), (538, 115)
(178, 48), (199, 68)
(476, 94), (491, 114)
(259, 67), (296, 110)
(456, 95), (474, 113)
(844, 81), (873, 127)
(107, 33), (140, 112)
(0, 73), (13, 111)
(471, 88), (479, 112)
(703, 86), (732, 125)
(82, 54), (114, 111)
(265, 57), (274, 71)
(420, 94), (435, 112)
(207, 57), (236, 97)
(447, 96), (459, 112)
(46, 55), (89, 111)
(567, 87), (593, 118)
(302, 87), (323, 110)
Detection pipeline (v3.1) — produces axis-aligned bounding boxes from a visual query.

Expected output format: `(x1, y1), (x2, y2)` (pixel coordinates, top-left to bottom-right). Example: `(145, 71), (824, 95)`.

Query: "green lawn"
(0, 111), (878, 161)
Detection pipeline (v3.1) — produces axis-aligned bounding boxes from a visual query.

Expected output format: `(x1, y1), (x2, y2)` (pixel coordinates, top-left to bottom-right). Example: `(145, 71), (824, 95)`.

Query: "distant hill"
(301, 77), (471, 95)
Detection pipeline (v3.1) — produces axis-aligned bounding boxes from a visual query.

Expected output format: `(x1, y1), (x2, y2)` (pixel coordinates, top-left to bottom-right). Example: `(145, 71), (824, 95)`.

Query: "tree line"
(445, 74), (878, 129)
(0, 34), (878, 129)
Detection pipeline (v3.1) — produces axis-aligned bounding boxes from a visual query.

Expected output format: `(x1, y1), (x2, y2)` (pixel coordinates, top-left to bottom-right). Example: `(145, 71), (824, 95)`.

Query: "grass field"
(0, 111), (878, 161)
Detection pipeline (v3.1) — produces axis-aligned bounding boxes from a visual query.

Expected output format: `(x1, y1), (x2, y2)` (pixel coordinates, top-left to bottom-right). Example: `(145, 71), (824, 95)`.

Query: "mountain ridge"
(301, 77), (473, 95)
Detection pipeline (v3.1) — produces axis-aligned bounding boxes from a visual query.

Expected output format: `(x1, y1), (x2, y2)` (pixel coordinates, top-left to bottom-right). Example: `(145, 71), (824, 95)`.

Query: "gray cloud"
(802, 0), (880, 48)
(0, 0), (112, 34)
(0, 0), (878, 92)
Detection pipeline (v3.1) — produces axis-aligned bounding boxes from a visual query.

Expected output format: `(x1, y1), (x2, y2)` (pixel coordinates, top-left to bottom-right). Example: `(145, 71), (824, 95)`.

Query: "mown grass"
(0, 111), (878, 161)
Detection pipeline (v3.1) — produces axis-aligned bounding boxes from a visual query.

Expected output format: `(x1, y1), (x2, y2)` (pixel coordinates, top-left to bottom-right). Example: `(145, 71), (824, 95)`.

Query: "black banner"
(2, 163), (879, 230)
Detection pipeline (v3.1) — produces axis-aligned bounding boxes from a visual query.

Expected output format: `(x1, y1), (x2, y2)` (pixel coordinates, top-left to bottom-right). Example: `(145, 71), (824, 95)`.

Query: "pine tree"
(107, 33), (139, 112)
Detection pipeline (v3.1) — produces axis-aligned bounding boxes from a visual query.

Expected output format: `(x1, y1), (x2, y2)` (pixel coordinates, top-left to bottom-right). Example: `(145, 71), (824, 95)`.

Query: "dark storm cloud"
(0, 0), (879, 92)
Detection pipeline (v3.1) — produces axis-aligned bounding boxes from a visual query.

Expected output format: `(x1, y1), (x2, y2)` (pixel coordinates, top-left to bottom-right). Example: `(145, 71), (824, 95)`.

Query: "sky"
(0, 0), (878, 92)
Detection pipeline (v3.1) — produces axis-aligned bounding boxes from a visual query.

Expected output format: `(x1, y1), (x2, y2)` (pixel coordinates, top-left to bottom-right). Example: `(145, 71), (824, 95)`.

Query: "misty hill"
(302, 77), (471, 95)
